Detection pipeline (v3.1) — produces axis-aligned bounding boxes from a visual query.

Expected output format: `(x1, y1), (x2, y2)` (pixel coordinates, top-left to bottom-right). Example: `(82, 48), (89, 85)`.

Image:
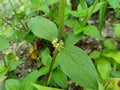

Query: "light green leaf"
(28, 16), (58, 41)
(5, 79), (23, 90)
(52, 69), (68, 88)
(96, 57), (112, 79)
(56, 45), (98, 89)
(90, 51), (100, 59)
(0, 35), (10, 51)
(66, 32), (82, 45)
(109, 0), (120, 8)
(114, 24), (120, 38)
(102, 51), (120, 64)
(32, 83), (61, 90)
(83, 25), (100, 40)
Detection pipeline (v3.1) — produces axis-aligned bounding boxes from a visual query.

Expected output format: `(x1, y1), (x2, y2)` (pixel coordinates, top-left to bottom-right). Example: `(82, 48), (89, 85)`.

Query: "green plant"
(1, 0), (120, 90)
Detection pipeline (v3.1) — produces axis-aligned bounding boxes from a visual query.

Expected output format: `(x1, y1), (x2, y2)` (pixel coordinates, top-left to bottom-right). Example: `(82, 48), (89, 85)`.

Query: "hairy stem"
(46, 0), (65, 86)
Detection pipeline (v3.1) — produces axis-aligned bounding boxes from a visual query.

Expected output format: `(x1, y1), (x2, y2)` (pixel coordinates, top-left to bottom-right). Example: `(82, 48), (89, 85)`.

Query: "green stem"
(45, 0), (65, 86)
(45, 49), (59, 86)
(99, 0), (108, 36)
(82, 0), (98, 26)
(58, 0), (65, 42)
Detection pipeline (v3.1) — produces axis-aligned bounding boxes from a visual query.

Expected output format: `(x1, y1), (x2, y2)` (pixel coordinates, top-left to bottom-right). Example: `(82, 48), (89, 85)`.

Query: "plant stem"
(45, 0), (65, 86)
(45, 49), (59, 86)
(0, 52), (7, 67)
(58, 0), (65, 42)
(99, 0), (108, 36)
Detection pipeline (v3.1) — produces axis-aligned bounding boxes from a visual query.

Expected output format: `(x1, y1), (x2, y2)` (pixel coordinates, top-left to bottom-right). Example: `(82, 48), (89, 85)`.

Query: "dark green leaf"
(56, 45), (98, 89)
(28, 16), (58, 41)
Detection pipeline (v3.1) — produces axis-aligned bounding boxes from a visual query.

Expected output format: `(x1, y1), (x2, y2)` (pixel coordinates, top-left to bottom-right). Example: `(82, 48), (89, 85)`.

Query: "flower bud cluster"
(52, 38), (64, 51)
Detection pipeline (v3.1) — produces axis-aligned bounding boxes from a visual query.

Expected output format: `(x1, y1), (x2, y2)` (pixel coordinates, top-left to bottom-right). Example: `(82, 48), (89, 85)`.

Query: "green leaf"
(114, 24), (120, 38)
(41, 48), (52, 66)
(30, 0), (41, 4)
(52, 69), (68, 88)
(5, 79), (23, 90)
(111, 71), (120, 78)
(83, 25), (100, 40)
(104, 78), (120, 90)
(28, 16), (58, 41)
(0, 76), (6, 84)
(90, 51), (100, 59)
(0, 35), (10, 51)
(46, 0), (59, 5)
(109, 0), (120, 8)
(23, 67), (49, 90)
(9, 61), (23, 71)
(66, 32), (82, 45)
(10, 30), (26, 43)
(102, 51), (120, 64)
(0, 62), (9, 76)
(32, 83), (61, 90)
(88, 2), (104, 14)
(103, 39), (117, 49)
(0, 27), (15, 38)
(56, 45), (98, 89)
(96, 57), (112, 79)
